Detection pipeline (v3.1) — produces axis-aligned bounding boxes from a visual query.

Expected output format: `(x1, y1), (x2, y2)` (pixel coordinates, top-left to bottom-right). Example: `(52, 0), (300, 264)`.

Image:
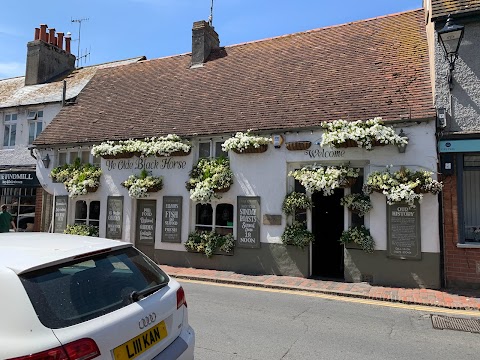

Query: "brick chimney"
(191, 20), (219, 67)
(25, 24), (76, 86)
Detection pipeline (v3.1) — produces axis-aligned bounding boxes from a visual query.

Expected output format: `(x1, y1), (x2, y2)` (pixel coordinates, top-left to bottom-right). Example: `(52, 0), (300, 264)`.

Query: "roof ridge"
(224, 8), (423, 50)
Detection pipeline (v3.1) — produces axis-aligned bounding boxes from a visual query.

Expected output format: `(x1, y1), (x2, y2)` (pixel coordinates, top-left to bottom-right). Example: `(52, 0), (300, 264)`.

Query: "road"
(181, 280), (480, 360)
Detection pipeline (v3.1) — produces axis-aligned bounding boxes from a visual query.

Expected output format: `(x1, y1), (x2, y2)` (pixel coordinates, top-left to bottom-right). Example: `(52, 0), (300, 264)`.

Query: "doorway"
(311, 189), (345, 279)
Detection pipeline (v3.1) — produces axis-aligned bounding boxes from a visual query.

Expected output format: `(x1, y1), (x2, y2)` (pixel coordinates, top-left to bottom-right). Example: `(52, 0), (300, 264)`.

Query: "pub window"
(75, 200), (101, 231)
(28, 110), (44, 144)
(0, 187), (36, 231)
(462, 155), (480, 243)
(3, 113), (17, 147)
(58, 152), (67, 166)
(198, 141), (228, 159)
(195, 203), (234, 235)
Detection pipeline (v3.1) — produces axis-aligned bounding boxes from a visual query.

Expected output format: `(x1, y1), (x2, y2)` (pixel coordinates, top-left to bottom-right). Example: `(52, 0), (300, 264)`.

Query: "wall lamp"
(437, 14), (465, 90)
(42, 153), (51, 168)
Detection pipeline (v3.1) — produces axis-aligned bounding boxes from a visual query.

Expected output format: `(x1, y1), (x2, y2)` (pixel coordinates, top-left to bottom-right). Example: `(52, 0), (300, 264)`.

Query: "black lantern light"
(42, 153), (51, 168)
(437, 14), (465, 89)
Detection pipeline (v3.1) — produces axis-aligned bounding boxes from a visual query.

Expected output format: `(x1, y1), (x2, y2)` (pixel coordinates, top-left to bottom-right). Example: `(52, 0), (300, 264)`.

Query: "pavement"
(161, 265), (480, 311)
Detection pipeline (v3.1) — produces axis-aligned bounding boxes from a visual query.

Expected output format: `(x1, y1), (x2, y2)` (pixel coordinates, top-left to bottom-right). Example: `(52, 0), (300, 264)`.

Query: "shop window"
(462, 155), (480, 243)
(28, 111), (43, 144)
(1, 187), (36, 231)
(3, 113), (17, 147)
(198, 141), (228, 159)
(75, 200), (101, 229)
(195, 203), (234, 235)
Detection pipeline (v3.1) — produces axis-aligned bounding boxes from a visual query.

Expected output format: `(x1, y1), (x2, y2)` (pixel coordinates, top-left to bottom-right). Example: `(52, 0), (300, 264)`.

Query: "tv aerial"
(71, 17), (90, 67)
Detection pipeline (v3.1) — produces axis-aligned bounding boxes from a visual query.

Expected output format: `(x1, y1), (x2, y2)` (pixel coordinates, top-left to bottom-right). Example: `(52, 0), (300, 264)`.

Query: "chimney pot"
(48, 28), (56, 45)
(65, 35), (71, 54)
(40, 24), (48, 42)
(34, 28), (40, 41)
(57, 32), (64, 50)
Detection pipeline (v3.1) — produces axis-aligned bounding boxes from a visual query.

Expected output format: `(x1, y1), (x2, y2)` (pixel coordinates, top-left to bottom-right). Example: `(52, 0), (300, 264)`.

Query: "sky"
(0, 0), (423, 79)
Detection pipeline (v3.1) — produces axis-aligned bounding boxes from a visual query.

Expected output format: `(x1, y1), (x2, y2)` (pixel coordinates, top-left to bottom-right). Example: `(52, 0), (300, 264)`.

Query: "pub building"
(33, 10), (442, 288)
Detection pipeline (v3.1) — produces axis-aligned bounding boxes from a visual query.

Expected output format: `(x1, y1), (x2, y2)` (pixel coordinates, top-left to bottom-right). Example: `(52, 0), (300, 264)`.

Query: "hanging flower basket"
(335, 139), (359, 148)
(157, 149), (191, 157)
(101, 152), (135, 160)
(50, 158), (102, 198)
(340, 177), (357, 188)
(321, 117), (408, 150)
(86, 185), (99, 193)
(232, 144), (268, 154)
(214, 186), (231, 193)
(122, 169), (163, 198)
(285, 141), (312, 151)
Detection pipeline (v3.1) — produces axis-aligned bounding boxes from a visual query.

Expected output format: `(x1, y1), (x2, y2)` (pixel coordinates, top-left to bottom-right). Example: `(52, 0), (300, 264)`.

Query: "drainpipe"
(62, 80), (67, 106)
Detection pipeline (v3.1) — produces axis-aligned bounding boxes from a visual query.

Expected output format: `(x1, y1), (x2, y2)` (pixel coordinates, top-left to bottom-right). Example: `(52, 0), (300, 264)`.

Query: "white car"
(0, 233), (194, 360)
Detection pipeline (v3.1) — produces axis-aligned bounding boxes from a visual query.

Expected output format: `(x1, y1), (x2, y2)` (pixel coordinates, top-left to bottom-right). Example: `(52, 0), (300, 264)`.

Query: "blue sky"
(0, 0), (422, 79)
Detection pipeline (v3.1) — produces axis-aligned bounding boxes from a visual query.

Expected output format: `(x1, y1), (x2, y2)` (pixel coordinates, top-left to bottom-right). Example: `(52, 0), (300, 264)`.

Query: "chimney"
(25, 24), (76, 86)
(191, 20), (219, 66)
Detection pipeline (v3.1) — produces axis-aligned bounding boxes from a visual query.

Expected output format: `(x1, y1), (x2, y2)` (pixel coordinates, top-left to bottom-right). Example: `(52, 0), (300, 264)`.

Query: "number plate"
(113, 321), (168, 360)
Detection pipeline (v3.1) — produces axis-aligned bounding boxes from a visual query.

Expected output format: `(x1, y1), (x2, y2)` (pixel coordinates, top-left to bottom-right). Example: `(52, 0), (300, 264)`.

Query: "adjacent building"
(0, 24), (144, 232)
(425, 0), (480, 288)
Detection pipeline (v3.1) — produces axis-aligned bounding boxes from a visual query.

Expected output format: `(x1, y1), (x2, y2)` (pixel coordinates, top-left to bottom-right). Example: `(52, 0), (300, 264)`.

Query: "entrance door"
(135, 199), (157, 260)
(311, 189), (344, 279)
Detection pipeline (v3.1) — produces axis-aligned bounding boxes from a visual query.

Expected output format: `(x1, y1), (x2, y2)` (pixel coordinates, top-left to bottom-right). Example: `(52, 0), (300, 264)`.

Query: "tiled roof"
(0, 57), (145, 108)
(34, 10), (435, 147)
(431, 0), (480, 20)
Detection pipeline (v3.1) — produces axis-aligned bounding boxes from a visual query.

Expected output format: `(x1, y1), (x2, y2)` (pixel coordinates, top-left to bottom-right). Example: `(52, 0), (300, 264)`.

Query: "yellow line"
(178, 278), (480, 317)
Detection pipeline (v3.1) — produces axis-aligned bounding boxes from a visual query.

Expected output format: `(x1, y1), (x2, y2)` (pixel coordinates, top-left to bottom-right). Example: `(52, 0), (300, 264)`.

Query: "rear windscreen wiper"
(129, 282), (168, 302)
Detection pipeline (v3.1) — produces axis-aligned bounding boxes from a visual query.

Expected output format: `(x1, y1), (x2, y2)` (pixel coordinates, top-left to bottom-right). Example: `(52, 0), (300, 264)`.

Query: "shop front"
(0, 169), (40, 232)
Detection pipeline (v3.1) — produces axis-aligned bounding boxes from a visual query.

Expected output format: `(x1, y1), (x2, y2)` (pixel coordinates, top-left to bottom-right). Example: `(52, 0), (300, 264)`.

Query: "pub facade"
(33, 10), (442, 288)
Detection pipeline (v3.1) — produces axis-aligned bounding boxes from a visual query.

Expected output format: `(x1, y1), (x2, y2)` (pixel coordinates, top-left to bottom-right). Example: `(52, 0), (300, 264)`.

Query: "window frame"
(194, 202), (234, 236)
(197, 139), (228, 159)
(28, 110), (44, 144)
(3, 113), (17, 147)
(458, 153), (480, 244)
(74, 200), (101, 230)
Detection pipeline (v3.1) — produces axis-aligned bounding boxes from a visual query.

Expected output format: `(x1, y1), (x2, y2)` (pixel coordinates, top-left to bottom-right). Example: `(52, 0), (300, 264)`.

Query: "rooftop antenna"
(208, 0), (214, 27)
(71, 17), (90, 67)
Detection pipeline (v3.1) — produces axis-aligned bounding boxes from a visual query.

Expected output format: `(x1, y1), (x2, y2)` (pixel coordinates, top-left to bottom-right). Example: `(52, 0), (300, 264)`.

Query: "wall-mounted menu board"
(162, 196), (182, 243)
(106, 196), (123, 239)
(136, 200), (156, 244)
(54, 196), (68, 233)
(237, 196), (261, 249)
(387, 202), (421, 260)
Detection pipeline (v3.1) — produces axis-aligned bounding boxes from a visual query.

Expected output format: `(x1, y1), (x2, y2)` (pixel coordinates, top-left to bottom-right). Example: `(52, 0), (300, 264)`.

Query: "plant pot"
(344, 241), (362, 250)
(286, 141), (312, 151)
(232, 144), (268, 154)
(340, 177), (357, 188)
(101, 152), (134, 159)
(169, 149), (191, 157)
(371, 140), (386, 147)
(335, 139), (358, 148)
(214, 186), (231, 193)
(86, 185), (99, 193)
(146, 185), (162, 192)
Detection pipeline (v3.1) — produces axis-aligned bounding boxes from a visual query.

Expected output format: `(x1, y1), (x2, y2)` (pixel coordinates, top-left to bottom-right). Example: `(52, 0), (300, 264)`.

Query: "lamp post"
(437, 14), (465, 90)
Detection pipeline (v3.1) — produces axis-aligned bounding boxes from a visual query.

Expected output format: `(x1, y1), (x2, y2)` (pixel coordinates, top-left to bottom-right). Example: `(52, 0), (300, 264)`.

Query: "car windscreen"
(20, 246), (169, 329)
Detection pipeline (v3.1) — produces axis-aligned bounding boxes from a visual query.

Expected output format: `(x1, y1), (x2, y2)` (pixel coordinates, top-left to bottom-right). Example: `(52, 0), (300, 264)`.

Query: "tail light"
(176, 286), (187, 309)
(7, 338), (100, 360)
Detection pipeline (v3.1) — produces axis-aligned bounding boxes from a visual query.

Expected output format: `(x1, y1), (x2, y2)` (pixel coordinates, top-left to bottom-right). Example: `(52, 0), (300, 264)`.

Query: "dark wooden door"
(311, 189), (345, 279)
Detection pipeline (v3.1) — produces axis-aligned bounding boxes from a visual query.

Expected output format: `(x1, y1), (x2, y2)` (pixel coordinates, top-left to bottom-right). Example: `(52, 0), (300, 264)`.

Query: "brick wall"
(34, 187), (43, 232)
(442, 166), (480, 288)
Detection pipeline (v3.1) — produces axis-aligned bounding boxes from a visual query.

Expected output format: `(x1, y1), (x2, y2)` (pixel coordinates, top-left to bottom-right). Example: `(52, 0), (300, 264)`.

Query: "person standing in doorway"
(0, 204), (16, 232)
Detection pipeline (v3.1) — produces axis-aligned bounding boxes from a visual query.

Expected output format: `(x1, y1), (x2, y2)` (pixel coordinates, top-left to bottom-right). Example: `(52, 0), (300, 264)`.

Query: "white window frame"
(74, 200), (101, 229)
(28, 110), (44, 144)
(3, 113), (17, 147)
(194, 201), (234, 235)
(197, 139), (228, 159)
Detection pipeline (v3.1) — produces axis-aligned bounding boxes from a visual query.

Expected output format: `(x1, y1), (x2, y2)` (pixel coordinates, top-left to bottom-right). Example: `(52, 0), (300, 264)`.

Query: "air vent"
(431, 314), (480, 334)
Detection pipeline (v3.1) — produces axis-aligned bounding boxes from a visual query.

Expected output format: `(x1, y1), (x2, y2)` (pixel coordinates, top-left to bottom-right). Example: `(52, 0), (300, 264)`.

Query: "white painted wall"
(36, 120), (440, 254)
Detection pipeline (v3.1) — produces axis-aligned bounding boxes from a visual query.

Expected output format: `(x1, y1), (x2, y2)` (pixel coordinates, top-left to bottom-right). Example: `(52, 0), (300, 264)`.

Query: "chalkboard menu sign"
(162, 196), (182, 243)
(136, 200), (156, 244)
(106, 196), (123, 239)
(54, 196), (68, 233)
(387, 202), (421, 260)
(237, 196), (261, 248)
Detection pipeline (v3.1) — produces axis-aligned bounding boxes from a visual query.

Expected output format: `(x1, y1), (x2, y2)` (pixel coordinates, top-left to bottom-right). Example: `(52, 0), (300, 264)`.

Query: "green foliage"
(281, 221), (315, 249)
(282, 192), (313, 216)
(64, 224), (99, 237)
(339, 225), (375, 253)
(50, 158), (102, 197)
(340, 193), (372, 217)
(185, 231), (235, 258)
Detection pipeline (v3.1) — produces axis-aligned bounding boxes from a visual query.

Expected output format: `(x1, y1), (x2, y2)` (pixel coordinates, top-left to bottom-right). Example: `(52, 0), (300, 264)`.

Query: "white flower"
(222, 131), (272, 152)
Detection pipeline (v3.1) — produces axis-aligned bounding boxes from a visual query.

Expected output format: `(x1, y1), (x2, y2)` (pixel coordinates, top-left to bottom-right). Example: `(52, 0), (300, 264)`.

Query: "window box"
(285, 141), (311, 151)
